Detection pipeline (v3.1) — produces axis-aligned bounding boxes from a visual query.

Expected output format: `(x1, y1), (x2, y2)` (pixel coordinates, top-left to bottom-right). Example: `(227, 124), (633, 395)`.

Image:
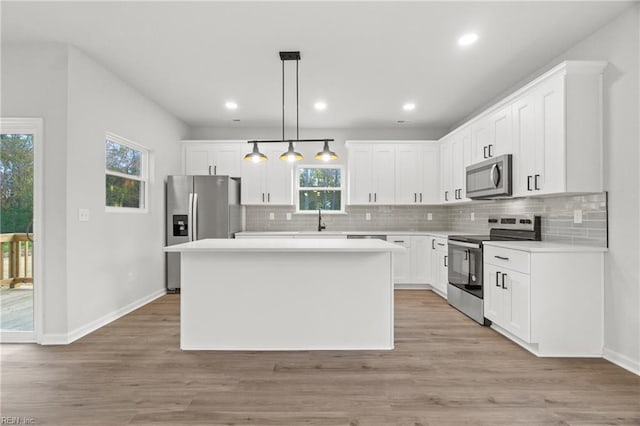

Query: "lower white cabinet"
(483, 244), (604, 357)
(428, 237), (448, 298)
(387, 235), (433, 286)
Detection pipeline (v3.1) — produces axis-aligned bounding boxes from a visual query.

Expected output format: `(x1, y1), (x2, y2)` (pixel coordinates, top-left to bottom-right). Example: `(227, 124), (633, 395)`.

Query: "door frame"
(0, 118), (43, 343)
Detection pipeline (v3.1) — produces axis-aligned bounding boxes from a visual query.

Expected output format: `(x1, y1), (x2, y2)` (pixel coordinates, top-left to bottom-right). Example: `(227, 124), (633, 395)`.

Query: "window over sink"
(295, 165), (344, 213)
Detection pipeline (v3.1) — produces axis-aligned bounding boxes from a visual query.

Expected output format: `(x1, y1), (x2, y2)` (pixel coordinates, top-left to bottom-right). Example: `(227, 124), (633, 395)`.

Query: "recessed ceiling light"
(225, 101), (238, 110)
(403, 103), (416, 111)
(458, 33), (478, 47)
(314, 101), (327, 111)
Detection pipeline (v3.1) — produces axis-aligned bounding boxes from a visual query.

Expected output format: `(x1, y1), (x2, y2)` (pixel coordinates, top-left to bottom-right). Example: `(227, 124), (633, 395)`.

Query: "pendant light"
(315, 141), (338, 162)
(243, 142), (268, 163)
(245, 51), (337, 162)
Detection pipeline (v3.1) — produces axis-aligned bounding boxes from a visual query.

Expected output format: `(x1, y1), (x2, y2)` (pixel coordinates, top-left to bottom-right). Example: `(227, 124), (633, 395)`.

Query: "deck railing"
(1, 233), (33, 288)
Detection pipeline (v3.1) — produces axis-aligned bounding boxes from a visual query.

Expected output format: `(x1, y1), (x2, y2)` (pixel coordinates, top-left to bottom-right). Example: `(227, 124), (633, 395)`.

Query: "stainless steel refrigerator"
(165, 175), (241, 290)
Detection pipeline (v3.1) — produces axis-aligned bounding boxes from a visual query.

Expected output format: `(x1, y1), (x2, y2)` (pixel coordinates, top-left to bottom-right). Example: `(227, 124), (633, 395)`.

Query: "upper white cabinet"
(182, 140), (244, 177)
(241, 143), (293, 205)
(346, 141), (438, 205)
(395, 143), (440, 204)
(440, 128), (471, 203)
(445, 60), (605, 199)
(512, 63), (605, 197)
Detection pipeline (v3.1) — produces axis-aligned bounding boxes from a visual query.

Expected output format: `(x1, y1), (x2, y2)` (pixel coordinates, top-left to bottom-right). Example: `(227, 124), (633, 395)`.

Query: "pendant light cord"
(282, 59), (285, 141)
(296, 58), (299, 140)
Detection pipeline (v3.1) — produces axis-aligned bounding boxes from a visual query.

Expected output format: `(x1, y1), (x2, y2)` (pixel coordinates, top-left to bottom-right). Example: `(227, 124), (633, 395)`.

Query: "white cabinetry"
(241, 143), (293, 205)
(346, 142), (395, 205)
(512, 63), (605, 197)
(387, 235), (432, 286)
(395, 143), (440, 204)
(470, 106), (512, 164)
(182, 141), (244, 177)
(429, 237), (448, 298)
(483, 243), (604, 356)
(440, 128), (471, 203)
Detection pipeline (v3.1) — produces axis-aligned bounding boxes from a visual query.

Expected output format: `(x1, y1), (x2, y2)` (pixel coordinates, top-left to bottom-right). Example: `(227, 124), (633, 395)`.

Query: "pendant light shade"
(279, 141), (304, 162)
(243, 142), (268, 163)
(314, 141), (338, 162)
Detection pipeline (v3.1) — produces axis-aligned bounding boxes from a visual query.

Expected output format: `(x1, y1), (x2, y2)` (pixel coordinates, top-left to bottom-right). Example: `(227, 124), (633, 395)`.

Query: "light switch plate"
(427, 213), (433, 221)
(365, 212), (371, 221)
(573, 209), (583, 224)
(286, 213), (292, 221)
(78, 208), (90, 222)
(269, 212), (275, 220)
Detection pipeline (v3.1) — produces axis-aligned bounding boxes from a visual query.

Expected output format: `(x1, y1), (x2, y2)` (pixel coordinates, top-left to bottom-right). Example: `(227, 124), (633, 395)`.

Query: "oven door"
(448, 241), (483, 298)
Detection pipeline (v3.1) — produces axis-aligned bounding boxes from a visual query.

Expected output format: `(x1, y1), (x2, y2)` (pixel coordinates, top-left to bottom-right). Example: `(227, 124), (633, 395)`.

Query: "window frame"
(295, 164), (345, 214)
(104, 132), (149, 213)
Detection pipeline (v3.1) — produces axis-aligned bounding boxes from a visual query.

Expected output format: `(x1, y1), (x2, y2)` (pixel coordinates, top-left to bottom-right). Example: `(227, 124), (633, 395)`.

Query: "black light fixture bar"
(247, 139), (334, 144)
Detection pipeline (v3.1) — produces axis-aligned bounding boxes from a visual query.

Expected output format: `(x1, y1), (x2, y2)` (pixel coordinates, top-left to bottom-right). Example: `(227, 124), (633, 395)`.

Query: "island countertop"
(164, 238), (405, 253)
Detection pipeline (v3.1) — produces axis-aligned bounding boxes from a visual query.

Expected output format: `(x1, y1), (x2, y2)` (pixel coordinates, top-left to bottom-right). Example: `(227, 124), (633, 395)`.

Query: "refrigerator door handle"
(193, 193), (199, 241)
(188, 192), (194, 241)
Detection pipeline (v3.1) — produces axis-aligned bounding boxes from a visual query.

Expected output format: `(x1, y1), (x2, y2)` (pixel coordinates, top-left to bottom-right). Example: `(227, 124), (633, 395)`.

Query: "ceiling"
(1, 1), (636, 131)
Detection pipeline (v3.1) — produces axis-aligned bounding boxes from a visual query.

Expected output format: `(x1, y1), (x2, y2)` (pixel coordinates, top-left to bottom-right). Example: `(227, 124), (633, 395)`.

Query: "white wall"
(64, 47), (187, 334)
(1, 44), (70, 337)
(2, 43), (188, 341)
(550, 6), (640, 372)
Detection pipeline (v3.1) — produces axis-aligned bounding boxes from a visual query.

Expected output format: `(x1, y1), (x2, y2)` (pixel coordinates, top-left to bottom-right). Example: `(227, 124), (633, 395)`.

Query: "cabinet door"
(471, 117), (491, 163)
(459, 127), (472, 200)
(184, 144), (213, 175)
(240, 160), (266, 205)
(451, 135), (464, 200)
(264, 144), (293, 205)
(347, 144), (374, 204)
(428, 237), (439, 285)
(395, 144), (422, 204)
(503, 269), (531, 342)
(410, 236), (431, 283)
(211, 143), (243, 177)
(537, 76), (565, 195)
(490, 105), (512, 157)
(512, 93), (538, 197)
(420, 145), (440, 204)
(440, 140), (452, 203)
(372, 144), (395, 204)
(437, 250), (449, 297)
(388, 236), (411, 283)
(483, 263), (503, 323)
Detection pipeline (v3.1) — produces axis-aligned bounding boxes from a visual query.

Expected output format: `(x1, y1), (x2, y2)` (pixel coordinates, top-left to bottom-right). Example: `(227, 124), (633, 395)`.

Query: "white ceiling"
(1, 1), (636, 131)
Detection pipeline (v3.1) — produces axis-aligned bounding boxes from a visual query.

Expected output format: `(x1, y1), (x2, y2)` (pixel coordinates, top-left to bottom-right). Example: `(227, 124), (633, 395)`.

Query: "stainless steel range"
(447, 215), (541, 325)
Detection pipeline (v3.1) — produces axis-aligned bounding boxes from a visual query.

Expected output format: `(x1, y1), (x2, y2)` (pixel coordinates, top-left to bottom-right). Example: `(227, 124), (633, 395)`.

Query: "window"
(105, 133), (148, 211)
(296, 166), (344, 213)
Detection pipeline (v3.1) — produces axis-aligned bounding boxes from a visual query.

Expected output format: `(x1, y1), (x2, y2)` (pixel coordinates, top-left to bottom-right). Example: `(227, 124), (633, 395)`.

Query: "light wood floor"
(1, 291), (638, 425)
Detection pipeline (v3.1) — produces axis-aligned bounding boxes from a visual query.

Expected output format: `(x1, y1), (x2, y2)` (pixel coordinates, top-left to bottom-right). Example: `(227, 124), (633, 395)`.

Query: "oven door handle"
(448, 240), (481, 249)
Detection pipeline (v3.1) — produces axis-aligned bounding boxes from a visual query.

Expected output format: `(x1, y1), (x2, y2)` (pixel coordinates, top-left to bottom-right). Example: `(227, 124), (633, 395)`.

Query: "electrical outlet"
(573, 209), (583, 224)
(78, 208), (90, 222)
(365, 212), (371, 221)
(427, 213), (433, 221)
(269, 212), (275, 220)
(286, 213), (292, 221)
(470, 212), (475, 221)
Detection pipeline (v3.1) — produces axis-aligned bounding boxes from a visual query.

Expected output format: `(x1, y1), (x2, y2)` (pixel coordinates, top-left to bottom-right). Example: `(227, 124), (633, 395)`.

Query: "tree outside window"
(297, 166), (343, 212)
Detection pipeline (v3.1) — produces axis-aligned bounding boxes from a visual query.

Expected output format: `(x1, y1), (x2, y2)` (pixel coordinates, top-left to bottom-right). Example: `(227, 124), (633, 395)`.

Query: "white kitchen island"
(164, 238), (403, 350)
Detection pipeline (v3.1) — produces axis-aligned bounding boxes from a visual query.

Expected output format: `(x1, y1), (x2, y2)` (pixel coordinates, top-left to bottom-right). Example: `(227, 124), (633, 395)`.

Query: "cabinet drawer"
(387, 236), (411, 248)
(434, 238), (448, 252)
(484, 246), (530, 274)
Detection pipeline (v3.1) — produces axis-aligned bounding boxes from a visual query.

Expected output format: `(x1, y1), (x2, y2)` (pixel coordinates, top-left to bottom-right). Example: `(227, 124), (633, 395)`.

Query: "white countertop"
(164, 238), (406, 253)
(483, 240), (608, 253)
(235, 230), (460, 238)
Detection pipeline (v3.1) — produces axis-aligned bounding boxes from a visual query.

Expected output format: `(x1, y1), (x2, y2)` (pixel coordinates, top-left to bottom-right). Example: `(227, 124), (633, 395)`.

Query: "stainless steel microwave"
(466, 154), (512, 199)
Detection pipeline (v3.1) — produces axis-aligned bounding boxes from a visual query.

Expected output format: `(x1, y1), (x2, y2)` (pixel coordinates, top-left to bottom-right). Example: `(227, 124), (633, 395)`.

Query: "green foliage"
(299, 168), (341, 188)
(0, 134), (33, 233)
(106, 175), (142, 208)
(105, 140), (141, 176)
(299, 190), (341, 211)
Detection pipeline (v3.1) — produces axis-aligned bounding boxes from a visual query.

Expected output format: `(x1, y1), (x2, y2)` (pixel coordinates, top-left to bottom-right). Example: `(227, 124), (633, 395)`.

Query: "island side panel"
(180, 250), (394, 350)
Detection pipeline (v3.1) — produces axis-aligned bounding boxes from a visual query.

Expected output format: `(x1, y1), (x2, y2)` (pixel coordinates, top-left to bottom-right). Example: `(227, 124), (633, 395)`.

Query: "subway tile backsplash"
(244, 192), (608, 247)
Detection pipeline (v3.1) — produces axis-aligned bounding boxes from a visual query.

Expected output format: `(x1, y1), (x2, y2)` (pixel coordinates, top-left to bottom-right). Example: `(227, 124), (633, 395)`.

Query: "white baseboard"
(604, 347), (640, 376)
(0, 330), (36, 343)
(394, 283), (431, 290)
(41, 288), (166, 345)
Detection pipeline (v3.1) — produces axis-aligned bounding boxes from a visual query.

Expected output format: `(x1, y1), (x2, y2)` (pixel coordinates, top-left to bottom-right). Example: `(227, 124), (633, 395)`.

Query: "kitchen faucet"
(317, 209), (326, 232)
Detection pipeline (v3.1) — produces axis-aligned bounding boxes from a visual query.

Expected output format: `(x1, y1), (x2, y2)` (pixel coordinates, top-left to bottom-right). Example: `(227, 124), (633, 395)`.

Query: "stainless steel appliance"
(447, 215), (541, 325)
(165, 175), (241, 291)
(466, 154), (512, 199)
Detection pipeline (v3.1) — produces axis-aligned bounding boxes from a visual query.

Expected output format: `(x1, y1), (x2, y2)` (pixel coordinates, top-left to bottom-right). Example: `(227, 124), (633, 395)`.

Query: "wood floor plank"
(1, 291), (638, 425)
